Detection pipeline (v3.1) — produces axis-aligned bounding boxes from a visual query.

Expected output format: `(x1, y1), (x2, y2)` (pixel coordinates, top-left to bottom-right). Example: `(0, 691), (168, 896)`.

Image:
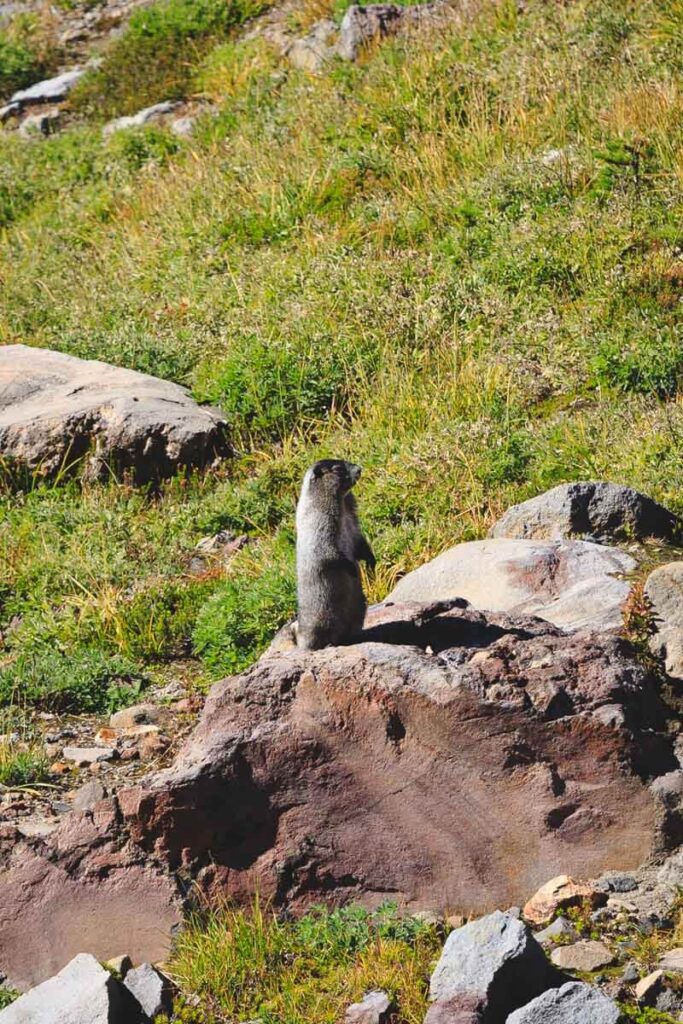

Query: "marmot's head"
(301, 460), (361, 501)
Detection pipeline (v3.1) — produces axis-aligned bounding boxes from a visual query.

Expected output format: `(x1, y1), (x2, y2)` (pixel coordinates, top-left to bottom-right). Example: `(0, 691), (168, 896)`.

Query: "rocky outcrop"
(645, 562), (683, 682)
(0, 345), (231, 485)
(102, 100), (181, 137)
(9, 68), (85, 108)
(387, 538), (635, 632)
(0, 600), (677, 990)
(489, 482), (679, 543)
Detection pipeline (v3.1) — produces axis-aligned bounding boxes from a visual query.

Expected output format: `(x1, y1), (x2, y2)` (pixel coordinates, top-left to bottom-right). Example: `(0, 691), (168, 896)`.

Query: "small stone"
(17, 817), (58, 839)
(446, 914), (466, 930)
(172, 698), (193, 713)
(122, 724), (159, 739)
(659, 948), (683, 972)
(635, 969), (665, 1004)
(124, 962), (173, 1017)
(49, 761), (70, 776)
(550, 940), (614, 972)
(104, 953), (132, 977)
(62, 746), (115, 766)
(138, 733), (169, 759)
(110, 704), (161, 730)
(72, 780), (107, 812)
(170, 115), (196, 137)
(534, 916), (578, 946)
(523, 875), (605, 927)
(345, 989), (393, 1023)
(94, 727), (119, 747)
(621, 963), (639, 984)
(120, 747), (140, 762)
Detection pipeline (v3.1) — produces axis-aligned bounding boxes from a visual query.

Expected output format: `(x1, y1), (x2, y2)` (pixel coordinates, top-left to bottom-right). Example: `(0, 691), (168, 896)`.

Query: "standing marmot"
(295, 459), (375, 650)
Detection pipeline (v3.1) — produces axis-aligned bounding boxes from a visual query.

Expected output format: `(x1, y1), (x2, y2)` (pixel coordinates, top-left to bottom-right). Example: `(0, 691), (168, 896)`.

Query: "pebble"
(635, 969), (665, 1004)
(62, 746), (117, 766)
(550, 939), (614, 972)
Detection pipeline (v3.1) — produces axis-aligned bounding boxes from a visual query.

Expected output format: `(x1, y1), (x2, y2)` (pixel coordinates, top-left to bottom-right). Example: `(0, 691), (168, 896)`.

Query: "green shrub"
(591, 333), (683, 398)
(0, 989), (18, 1010)
(70, 0), (268, 118)
(0, 648), (147, 714)
(0, 745), (48, 787)
(193, 541), (296, 675)
(0, 35), (39, 96)
(194, 337), (349, 444)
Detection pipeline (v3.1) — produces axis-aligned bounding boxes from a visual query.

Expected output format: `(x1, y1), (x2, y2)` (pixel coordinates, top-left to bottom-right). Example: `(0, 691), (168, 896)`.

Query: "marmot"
(295, 459), (375, 650)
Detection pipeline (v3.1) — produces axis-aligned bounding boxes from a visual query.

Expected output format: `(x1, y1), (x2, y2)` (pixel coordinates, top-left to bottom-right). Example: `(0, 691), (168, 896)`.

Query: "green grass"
(168, 900), (442, 1023)
(0, 12), (61, 99)
(3, 0), (683, 712)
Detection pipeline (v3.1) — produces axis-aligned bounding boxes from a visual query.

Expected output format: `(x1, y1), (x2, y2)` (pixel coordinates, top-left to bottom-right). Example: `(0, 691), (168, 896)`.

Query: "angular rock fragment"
(387, 539), (635, 632)
(522, 875), (604, 927)
(345, 988), (394, 1023)
(489, 481), (679, 543)
(0, 953), (141, 1023)
(645, 562), (683, 682)
(506, 981), (619, 1024)
(338, 2), (444, 60)
(124, 962), (173, 1017)
(428, 911), (554, 1022)
(103, 100), (180, 137)
(0, 345), (230, 485)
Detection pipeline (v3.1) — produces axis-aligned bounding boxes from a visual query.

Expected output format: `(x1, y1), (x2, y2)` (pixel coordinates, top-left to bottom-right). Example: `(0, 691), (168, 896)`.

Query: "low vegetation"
(168, 900), (442, 1023)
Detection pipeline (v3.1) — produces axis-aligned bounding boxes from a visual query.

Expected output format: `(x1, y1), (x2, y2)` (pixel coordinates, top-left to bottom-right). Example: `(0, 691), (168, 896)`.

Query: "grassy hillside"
(3, 0), (683, 710)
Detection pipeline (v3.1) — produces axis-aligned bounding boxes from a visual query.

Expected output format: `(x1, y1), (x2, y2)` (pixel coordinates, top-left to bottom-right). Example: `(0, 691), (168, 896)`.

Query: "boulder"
(72, 780), (108, 813)
(123, 962), (173, 1017)
(522, 875), (604, 927)
(505, 981), (619, 1024)
(110, 704), (162, 730)
(0, 953), (142, 1023)
(286, 18), (337, 70)
(659, 947), (683, 972)
(0, 345), (230, 485)
(10, 68), (85, 107)
(549, 940), (613, 972)
(337, 2), (444, 60)
(644, 562), (683, 682)
(345, 989), (393, 1023)
(387, 538), (635, 632)
(0, 600), (677, 990)
(428, 911), (554, 1023)
(489, 482), (679, 543)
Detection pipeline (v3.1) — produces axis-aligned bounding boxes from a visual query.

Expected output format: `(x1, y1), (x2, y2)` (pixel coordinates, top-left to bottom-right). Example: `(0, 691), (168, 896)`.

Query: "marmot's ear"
(311, 463), (323, 479)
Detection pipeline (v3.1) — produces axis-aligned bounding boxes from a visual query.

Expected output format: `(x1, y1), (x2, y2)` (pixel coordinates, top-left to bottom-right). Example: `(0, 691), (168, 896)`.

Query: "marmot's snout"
(348, 463), (362, 485)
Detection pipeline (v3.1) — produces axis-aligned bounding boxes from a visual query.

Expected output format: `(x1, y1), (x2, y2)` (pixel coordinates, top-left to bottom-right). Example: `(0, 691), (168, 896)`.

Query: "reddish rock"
(0, 601), (678, 990)
(523, 875), (605, 927)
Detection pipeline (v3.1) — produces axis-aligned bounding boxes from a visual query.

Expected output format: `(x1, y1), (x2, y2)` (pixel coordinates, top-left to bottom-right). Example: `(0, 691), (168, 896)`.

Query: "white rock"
(11, 69), (84, 106)
(388, 538), (635, 633)
(0, 953), (131, 1022)
(103, 101), (180, 137)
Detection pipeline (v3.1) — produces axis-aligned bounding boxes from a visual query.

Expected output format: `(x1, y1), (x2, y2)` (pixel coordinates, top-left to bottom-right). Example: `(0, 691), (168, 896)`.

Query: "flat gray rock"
(0, 953), (140, 1023)
(506, 981), (619, 1023)
(345, 989), (393, 1023)
(549, 939), (613, 972)
(11, 69), (85, 106)
(645, 562), (683, 682)
(0, 345), (230, 485)
(123, 962), (173, 1017)
(62, 746), (114, 765)
(429, 910), (553, 1021)
(388, 538), (635, 632)
(489, 482), (678, 543)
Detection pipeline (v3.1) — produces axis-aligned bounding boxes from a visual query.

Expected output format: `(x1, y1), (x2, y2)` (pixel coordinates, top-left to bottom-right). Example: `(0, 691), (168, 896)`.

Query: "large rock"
(0, 601), (677, 990)
(337, 2), (444, 60)
(505, 981), (619, 1024)
(10, 68), (85, 107)
(123, 962), (173, 1017)
(644, 562), (683, 682)
(103, 101), (180, 137)
(0, 345), (231, 484)
(0, 953), (142, 1023)
(489, 482), (678, 543)
(428, 911), (554, 1023)
(549, 940), (613, 972)
(387, 538), (635, 632)
(522, 875), (604, 927)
